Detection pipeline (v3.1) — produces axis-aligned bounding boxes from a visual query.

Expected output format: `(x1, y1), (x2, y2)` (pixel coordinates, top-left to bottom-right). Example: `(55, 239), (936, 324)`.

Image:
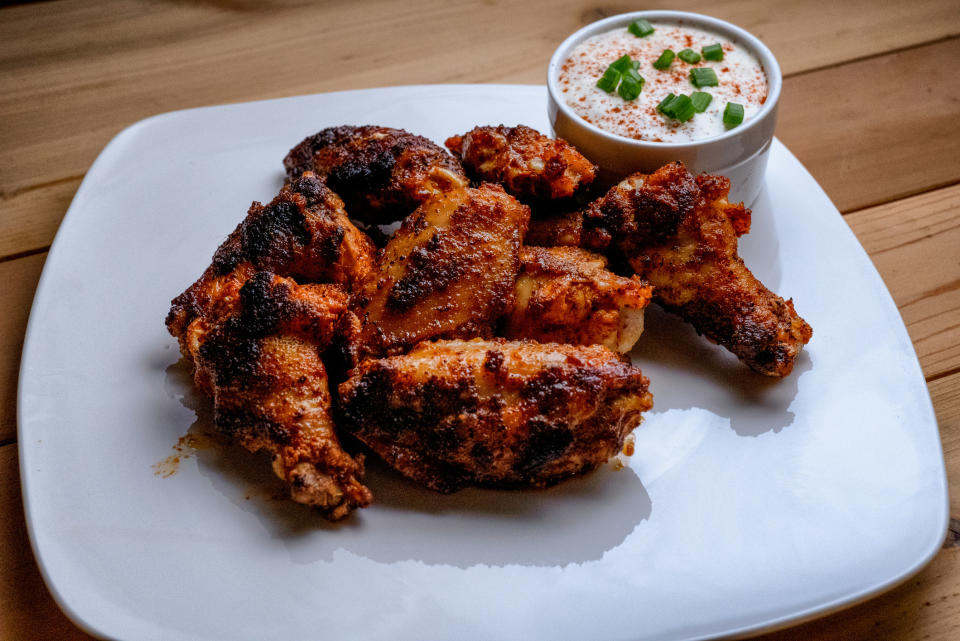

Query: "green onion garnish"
(678, 48), (701, 64)
(668, 94), (696, 122)
(618, 74), (644, 100)
(653, 49), (675, 70)
(596, 67), (620, 93)
(690, 91), (712, 112)
(702, 43), (724, 61)
(610, 54), (634, 73)
(657, 93), (678, 115)
(689, 67), (718, 88)
(628, 19), (655, 37)
(723, 102), (744, 127)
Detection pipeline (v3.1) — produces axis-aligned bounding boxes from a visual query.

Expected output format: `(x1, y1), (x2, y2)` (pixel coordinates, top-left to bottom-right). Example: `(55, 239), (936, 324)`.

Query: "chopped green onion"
(610, 54), (634, 73)
(668, 94), (696, 122)
(618, 74), (644, 100)
(657, 93), (678, 115)
(653, 49), (675, 70)
(628, 19), (655, 37)
(596, 67), (620, 93)
(702, 43), (724, 61)
(632, 59), (642, 70)
(690, 91), (712, 112)
(678, 48), (701, 64)
(689, 67), (718, 88)
(723, 102), (744, 127)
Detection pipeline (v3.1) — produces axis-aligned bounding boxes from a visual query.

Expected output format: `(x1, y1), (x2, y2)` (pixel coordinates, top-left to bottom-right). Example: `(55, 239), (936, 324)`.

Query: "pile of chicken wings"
(166, 124), (811, 520)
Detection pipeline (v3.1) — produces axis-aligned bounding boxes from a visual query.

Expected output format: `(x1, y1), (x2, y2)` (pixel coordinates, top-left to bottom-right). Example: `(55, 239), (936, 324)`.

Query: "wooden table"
(2, 1), (958, 638)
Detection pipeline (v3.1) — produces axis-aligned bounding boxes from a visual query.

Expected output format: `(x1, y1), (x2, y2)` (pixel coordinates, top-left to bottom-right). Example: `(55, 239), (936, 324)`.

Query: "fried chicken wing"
(284, 125), (468, 225)
(350, 183), (530, 360)
(181, 272), (371, 519)
(504, 246), (652, 353)
(445, 124), (596, 201)
(166, 173), (376, 348)
(338, 338), (653, 493)
(531, 162), (811, 377)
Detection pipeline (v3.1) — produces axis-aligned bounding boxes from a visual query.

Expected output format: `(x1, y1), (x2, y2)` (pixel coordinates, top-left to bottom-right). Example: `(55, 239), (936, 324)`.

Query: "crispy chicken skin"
(445, 124), (597, 201)
(349, 183), (530, 361)
(166, 175), (376, 519)
(338, 338), (653, 493)
(166, 172), (376, 348)
(529, 162), (811, 377)
(284, 125), (468, 225)
(505, 246), (652, 353)
(176, 272), (371, 519)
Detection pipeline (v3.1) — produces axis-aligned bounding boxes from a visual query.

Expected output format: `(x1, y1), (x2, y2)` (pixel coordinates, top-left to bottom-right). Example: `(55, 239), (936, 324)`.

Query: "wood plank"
(0, 253), (45, 445)
(0, 445), (95, 640)
(930, 371), (960, 517)
(1, 1), (959, 259)
(844, 184), (960, 379)
(777, 38), (960, 213)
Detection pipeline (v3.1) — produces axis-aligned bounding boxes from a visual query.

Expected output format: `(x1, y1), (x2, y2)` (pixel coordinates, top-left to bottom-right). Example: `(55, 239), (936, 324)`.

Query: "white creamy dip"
(558, 22), (767, 142)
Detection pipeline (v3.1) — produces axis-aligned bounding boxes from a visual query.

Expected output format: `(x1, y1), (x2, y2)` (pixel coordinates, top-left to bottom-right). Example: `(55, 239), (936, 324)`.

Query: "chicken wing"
(338, 338), (653, 493)
(530, 162), (811, 377)
(349, 183), (530, 361)
(167, 172), (376, 350)
(284, 125), (468, 225)
(445, 124), (597, 201)
(181, 272), (371, 519)
(504, 246), (652, 353)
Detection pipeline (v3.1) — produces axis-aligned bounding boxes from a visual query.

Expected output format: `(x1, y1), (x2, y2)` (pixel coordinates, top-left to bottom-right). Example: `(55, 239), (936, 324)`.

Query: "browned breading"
(337, 338), (653, 493)
(350, 183), (530, 361)
(183, 272), (371, 519)
(166, 172), (376, 351)
(445, 124), (597, 201)
(284, 125), (468, 225)
(531, 162), (811, 377)
(504, 246), (652, 353)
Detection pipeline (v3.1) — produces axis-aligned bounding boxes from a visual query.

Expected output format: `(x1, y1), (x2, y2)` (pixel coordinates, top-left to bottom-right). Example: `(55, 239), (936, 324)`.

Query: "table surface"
(2, 1), (959, 639)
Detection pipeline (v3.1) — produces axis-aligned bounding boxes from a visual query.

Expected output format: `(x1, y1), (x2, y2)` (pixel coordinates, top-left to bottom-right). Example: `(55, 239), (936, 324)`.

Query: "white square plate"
(19, 85), (948, 641)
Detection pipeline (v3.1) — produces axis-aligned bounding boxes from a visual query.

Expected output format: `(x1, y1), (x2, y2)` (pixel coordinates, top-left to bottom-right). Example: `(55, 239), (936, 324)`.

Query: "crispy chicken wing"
(349, 183), (530, 361)
(338, 338), (653, 493)
(445, 124), (596, 201)
(284, 125), (468, 225)
(167, 172), (376, 348)
(504, 246), (652, 353)
(530, 162), (811, 377)
(178, 272), (371, 519)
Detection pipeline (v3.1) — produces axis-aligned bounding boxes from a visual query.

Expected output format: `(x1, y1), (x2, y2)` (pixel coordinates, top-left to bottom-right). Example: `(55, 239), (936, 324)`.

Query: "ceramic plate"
(19, 85), (948, 641)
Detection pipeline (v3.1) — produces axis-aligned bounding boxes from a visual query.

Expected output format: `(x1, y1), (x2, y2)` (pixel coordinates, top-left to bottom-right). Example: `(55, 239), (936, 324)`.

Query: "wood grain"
(777, 38), (960, 213)
(0, 253), (45, 444)
(845, 184), (960, 379)
(0, 446), (95, 641)
(1, 1), (959, 260)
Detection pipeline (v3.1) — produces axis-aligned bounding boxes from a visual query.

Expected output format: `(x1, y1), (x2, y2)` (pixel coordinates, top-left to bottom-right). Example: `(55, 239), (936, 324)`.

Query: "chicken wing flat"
(350, 183), (530, 360)
(445, 124), (597, 201)
(530, 162), (811, 377)
(504, 246), (652, 353)
(180, 272), (371, 519)
(284, 125), (468, 225)
(338, 338), (653, 493)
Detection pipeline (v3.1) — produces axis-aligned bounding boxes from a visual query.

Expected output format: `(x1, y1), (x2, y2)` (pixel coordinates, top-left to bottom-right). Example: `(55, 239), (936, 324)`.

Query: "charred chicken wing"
(350, 183), (530, 361)
(445, 124), (597, 201)
(175, 272), (371, 519)
(530, 162), (811, 377)
(284, 125), (468, 225)
(505, 246), (652, 353)
(338, 338), (653, 493)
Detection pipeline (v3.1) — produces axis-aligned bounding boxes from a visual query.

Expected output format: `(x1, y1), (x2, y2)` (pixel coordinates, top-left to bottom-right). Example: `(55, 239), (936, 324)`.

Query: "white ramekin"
(547, 11), (781, 206)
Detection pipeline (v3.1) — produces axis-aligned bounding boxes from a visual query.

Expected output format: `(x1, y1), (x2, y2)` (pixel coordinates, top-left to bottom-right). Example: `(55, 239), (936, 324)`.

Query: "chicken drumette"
(528, 162), (811, 377)
(338, 338), (653, 493)
(167, 174), (375, 518)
